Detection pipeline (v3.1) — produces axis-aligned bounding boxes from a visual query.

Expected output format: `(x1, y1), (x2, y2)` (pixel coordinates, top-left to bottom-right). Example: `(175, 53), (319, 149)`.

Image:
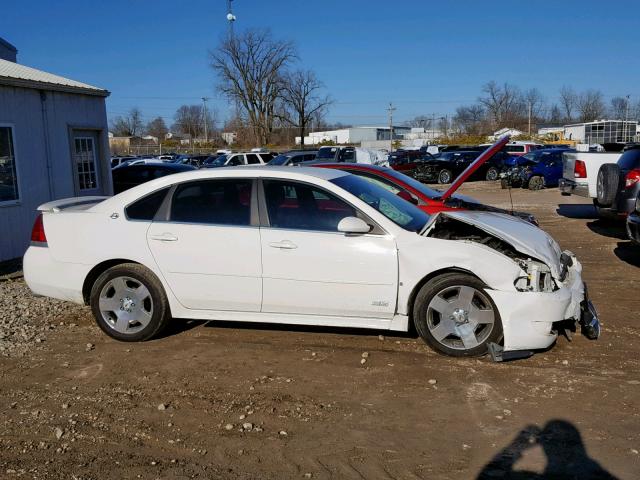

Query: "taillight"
(574, 160), (587, 178)
(625, 169), (640, 188)
(30, 213), (47, 245)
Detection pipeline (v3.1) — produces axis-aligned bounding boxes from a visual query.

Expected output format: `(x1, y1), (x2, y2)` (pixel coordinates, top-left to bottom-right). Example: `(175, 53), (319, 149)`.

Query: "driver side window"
(263, 180), (356, 232)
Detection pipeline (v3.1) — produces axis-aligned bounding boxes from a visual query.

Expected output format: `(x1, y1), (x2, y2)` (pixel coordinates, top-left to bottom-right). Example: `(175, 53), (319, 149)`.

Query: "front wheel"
(90, 263), (172, 342)
(413, 273), (503, 357)
(485, 167), (499, 181)
(528, 175), (545, 190)
(438, 169), (453, 184)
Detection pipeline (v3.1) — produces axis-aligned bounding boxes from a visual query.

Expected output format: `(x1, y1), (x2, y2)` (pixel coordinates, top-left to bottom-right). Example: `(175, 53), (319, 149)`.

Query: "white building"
(296, 126), (411, 145)
(221, 132), (237, 145)
(0, 38), (111, 262)
(563, 120), (638, 144)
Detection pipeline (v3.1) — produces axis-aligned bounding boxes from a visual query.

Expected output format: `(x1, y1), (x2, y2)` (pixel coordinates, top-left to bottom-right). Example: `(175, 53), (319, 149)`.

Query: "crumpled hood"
(427, 210), (563, 278)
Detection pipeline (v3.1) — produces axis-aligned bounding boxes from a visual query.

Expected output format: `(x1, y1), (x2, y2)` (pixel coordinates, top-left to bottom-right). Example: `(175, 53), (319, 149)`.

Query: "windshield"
(207, 154), (229, 166)
(331, 175), (430, 232)
(317, 147), (338, 159)
(268, 154), (291, 166)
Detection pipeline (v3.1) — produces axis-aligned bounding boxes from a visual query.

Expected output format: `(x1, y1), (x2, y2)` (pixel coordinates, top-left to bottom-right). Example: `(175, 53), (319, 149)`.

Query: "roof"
(0, 37), (17, 53)
(0, 58), (109, 97)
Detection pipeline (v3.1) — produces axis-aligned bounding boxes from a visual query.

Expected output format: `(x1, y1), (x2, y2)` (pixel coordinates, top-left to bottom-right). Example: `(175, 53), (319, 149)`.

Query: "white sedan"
(24, 167), (600, 360)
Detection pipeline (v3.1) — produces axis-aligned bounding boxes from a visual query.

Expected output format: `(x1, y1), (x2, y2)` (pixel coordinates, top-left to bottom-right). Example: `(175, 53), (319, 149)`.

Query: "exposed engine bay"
(427, 215), (556, 292)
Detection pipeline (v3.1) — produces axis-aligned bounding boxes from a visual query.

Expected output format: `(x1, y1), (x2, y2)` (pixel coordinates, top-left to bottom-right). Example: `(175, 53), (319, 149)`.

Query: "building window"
(0, 126), (19, 203)
(73, 137), (98, 191)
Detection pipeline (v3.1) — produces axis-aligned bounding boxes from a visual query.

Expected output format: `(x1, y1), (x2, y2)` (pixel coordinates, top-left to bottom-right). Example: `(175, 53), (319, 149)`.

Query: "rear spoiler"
(37, 196), (108, 213)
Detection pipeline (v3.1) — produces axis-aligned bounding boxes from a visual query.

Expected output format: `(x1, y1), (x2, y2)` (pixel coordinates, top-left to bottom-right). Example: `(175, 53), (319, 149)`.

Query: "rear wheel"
(413, 273), (503, 357)
(438, 169), (453, 184)
(485, 167), (499, 181)
(528, 175), (545, 190)
(90, 263), (171, 342)
(596, 164), (620, 207)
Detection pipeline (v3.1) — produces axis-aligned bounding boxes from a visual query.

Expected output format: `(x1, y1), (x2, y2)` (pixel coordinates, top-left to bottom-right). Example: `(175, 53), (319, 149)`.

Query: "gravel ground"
(0, 182), (639, 479)
(0, 278), (89, 357)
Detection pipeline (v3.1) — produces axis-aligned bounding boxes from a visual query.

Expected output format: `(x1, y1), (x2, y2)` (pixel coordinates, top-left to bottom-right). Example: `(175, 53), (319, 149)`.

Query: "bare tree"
(406, 115), (433, 129)
(146, 117), (168, 142)
(524, 88), (546, 121)
(172, 105), (216, 141)
(548, 104), (563, 125)
(280, 70), (332, 148)
(110, 107), (144, 137)
(609, 96), (629, 120)
(559, 86), (577, 122)
(478, 81), (523, 128)
(211, 28), (296, 145)
(453, 105), (486, 135)
(577, 90), (606, 122)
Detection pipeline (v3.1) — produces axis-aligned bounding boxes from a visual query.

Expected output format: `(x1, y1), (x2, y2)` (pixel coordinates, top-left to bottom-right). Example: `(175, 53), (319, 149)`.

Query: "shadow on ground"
(476, 419), (618, 480)
(556, 204), (599, 219)
(614, 241), (640, 267)
(586, 220), (628, 240)
(201, 318), (418, 339)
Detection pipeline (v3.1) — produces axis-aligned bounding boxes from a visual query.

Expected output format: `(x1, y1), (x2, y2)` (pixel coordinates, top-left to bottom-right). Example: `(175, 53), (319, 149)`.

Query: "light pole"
(388, 102), (396, 152)
(202, 97), (209, 144)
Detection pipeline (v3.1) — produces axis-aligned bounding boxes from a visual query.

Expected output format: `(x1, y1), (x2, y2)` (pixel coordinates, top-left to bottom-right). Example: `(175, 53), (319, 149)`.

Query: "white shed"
(0, 40), (111, 262)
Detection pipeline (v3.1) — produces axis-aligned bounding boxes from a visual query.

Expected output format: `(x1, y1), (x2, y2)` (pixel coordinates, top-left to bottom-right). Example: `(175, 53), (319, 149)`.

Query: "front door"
(147, 178), (262, 311)
(71, 130), (103, 196)
(259, 179), (398, 318)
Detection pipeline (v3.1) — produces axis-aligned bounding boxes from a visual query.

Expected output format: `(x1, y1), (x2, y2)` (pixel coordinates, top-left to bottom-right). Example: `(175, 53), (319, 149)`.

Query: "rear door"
(147, 178), (262, 311)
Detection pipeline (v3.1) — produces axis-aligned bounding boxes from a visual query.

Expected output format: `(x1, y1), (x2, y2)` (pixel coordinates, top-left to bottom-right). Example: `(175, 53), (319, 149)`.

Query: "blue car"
(519, 148), (575, 190)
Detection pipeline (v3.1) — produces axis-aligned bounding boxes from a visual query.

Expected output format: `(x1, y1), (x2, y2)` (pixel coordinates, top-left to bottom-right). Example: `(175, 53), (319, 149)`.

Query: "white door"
(71, 131), (103, 196)
(260, 179), (398, 318)
(147, 178), (262, 311)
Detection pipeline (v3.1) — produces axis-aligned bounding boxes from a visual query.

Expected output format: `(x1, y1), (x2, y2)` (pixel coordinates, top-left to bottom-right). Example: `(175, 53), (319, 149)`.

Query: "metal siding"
(0, 85), (110, 261)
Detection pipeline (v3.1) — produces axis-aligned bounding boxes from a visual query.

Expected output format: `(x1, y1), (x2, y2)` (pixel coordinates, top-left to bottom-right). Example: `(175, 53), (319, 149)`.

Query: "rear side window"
(170, 179), (252, 225)
(618, 150), (640, 170)
(126, 187), (170, 221)
(246, 154), (261, 164)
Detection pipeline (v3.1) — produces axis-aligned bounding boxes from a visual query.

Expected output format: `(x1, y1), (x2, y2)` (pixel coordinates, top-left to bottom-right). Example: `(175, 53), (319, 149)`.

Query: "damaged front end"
(425, 212), (600, 359)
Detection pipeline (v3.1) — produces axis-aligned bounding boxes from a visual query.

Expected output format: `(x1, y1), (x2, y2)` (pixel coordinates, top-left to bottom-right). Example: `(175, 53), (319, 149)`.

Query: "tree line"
(430, 82), (640, 136)
(110, 104), (217, 143)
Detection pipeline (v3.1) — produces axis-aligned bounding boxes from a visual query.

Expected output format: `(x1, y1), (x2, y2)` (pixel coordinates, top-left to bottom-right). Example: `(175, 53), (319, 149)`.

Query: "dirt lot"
(1, 182), (639, 480)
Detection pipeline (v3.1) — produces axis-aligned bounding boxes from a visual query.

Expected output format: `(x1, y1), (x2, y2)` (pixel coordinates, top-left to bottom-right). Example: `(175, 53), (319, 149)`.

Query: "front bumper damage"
(485, 252), (600, 362)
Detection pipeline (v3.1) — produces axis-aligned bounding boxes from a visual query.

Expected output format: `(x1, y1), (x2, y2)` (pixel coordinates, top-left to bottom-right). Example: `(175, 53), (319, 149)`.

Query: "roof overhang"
(0, 76), (110, 97)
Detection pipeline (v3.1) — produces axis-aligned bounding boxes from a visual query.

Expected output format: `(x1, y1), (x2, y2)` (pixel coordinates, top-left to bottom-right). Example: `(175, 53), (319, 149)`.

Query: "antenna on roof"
(226, 0), (236, 37)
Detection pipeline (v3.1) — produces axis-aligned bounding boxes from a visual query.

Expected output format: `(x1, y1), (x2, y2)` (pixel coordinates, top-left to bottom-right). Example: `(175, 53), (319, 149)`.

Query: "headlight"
(514, 259), (554, 292)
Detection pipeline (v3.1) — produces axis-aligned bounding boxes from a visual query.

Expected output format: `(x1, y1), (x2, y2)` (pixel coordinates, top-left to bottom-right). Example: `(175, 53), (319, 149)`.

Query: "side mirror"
(337, 216), (372, 234)
(396, 190), (418, 205)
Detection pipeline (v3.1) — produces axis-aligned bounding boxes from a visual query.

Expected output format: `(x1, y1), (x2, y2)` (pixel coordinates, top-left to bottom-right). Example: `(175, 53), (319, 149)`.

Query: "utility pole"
(226, 0), (236, 38)
(528, 101), (532, 137)
(388, 102), (396, 153)
(624, 94), (630, 142)
(202, 97), (209, 143)
(431, 113), (436, 143)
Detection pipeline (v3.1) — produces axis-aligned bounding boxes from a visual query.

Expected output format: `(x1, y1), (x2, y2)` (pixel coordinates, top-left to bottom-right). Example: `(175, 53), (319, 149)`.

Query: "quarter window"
(0, 126), (19, 203)
(246, 154), (261, 164)
(126, 187), (170, 220)
(263, 180), (356, 231)
(170, 179), (252, 225)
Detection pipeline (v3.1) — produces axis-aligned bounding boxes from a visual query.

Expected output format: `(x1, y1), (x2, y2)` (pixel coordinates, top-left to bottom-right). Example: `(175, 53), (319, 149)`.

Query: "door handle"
(269, 240), (297, 249)
(150, 233), (178, 242)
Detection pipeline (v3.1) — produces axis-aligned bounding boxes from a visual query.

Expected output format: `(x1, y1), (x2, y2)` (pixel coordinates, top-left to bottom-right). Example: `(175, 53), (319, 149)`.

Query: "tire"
(413, 273), (503, 357)
(528, 175), (545, 190)
(485, 167), (499, 181)
(500, 178), (509, 189)
(596, 163), (620, 207)
(89, 263), (171, 342)
(438, 169), (453, 184)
